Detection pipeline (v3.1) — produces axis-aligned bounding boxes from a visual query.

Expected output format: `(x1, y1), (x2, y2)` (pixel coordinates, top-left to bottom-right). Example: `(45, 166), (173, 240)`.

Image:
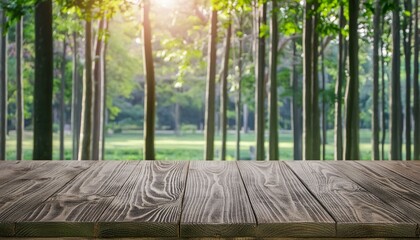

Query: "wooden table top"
(0, 160), (419, 239)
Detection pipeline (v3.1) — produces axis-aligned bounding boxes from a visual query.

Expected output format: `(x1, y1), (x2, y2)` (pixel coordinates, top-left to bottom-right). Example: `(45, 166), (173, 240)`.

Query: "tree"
(303, 0), (320, 160)
(78, 18), (93, 160)
(344, 0), (360, 160)
(390, 0), (402, 160)
(60, 38), (67, 160)
(268, 0), (278, 160)
(33, 0), (53, 160)
(92, 17), (106, 160)
(414, 0), (420, 160)
(255, 1), (267, 160)
(334, 4), (346, 160)
(16, 16), (24, 160)
(72, 31), (81, 160)
(220, 20), (231, 161)
(142, 0), (156, 160)
(372, 0), (380, 160)
(291, 38), (302, 160)
(403, 0), (412, 160)
(204, 9), (217, 160)
(0, 9), (7, 160)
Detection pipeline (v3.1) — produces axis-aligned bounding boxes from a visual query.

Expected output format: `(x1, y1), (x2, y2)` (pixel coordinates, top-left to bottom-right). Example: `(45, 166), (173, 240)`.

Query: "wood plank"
(180, 161), (256, 238)
(371, 161), (420, 184)
(286, 161), (417, 238)
(98, 161), (188, 238)
(0, 161), (46, 186)
(237, 161), (335, 238)
(15, 161), (138, 237)
(331, 161), (420, 226)
(0, 161), (92, 237)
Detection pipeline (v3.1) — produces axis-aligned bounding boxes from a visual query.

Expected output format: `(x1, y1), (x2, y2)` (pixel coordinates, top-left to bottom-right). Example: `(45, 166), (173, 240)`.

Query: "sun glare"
(157, 0), (176, 8)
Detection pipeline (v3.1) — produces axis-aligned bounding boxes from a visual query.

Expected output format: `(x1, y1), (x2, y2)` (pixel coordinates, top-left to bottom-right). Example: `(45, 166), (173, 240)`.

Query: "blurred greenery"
(4, 129), (400, 161)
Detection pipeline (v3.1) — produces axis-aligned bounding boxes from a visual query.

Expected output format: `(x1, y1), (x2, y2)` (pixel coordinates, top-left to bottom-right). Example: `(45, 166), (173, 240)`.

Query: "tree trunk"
(235, 35), (243, 161)
(303, 0), (320, 160)
(390, 0), (402, 160)
(143, 0), (156, 160)
(78, 19), (93, 160)
(344, 0), (360, 160)
(0, 10), (7, 160)
(372, 0), (381, 160)
(33, 0), (53, 160)
(403, 0), (412, 160)
(16, 17), (24, 160)
(321, 39), (326, 160)
(92, 18), (105, 160)
(334, 4), (346, 161)
(414, 0), (420, 160)
(255, 2), (267, 160)
(381, 16), (387, 160)
(220, 22), (231, 161)
(60, 38), (67, 160)
(268, 0), (279, 160)
(101, 20), (109, 160)
(71, 32), (80, 160)
(204, 9), (218, 160)
(291, 38), (302, 160)
(243, 104), (249, 133)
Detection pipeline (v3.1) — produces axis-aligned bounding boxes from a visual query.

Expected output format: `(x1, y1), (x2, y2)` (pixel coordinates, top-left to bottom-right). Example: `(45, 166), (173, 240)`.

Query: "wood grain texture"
(370, 161), (420, 184)
(237, 161), (335, 237)
(0, 161), (92, 237)
(15, 161), (138, 237)
(180, 161), (256, 238)
(331, 161), (420, 225)
(98, 161), (188, 238)
(0, 161), (46, 186)
(286, 161), (417, 237)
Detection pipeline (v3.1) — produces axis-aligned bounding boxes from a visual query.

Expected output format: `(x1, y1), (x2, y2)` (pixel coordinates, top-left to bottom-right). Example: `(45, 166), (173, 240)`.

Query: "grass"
(4, 129), (397, 160)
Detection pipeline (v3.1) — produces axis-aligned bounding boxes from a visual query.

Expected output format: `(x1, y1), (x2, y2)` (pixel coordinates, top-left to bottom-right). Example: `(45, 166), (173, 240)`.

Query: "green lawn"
(4, 129), (396, 160)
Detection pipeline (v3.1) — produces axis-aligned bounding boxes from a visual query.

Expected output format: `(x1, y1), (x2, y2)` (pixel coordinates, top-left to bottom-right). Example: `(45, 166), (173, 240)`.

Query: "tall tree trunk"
(33, 0), (53, 160)
(235, 35), (243, 161)
(372, 0), (381, 160)
(268, 0), (279, 160)
(255, 2), (267, 160)
(390, 0), (402, 160)
(334, 4), (346, 160)
(78, 19), (93, 160)
(321, 40), (326, 160)
(344, 0), (360, 160)
(60, 38), (67, 160)
(92, 18), (105, 160)
(414, 0), (420, 160)
(0, 10), (7, 160)
(143, 0), (156, 160)
(303, 0), (320, 160)
(204, 9), (217, 160)
(220, 22), (232, 161)
(72, 32), (81, 160)
(403, 0), (412, 160)
(101, 20), (109, 160)
(291, 38), (302, 160)
(16, 17), (24, 160)
(381, 15), (387, 160)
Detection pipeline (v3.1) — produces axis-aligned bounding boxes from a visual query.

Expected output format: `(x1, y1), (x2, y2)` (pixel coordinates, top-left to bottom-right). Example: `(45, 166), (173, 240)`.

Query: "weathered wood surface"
(238, 161), (334, 237)
(331, 161), (420, 224)
(98, 161), (188, 238)
(0, 160), (420, 239)
(181, 161), (256, 237)
(286, 161), (417, 237)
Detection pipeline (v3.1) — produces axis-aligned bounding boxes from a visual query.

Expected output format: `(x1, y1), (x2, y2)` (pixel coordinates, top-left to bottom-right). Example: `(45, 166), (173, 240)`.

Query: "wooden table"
(0, 160), (419, 239)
